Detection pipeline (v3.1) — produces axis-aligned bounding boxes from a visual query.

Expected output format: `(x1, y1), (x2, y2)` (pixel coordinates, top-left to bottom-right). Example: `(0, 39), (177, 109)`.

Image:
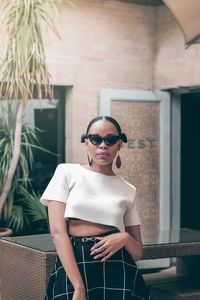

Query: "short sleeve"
(40, 164), (69, 206)
(124, 190), (141, 227)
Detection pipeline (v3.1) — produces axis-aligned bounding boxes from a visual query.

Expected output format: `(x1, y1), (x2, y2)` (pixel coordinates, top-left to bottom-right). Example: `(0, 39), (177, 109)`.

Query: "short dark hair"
(81, 116), (127, 143)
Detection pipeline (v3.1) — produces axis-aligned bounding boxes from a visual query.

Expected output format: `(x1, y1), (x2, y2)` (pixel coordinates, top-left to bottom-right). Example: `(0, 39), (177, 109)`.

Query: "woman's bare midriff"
(68, 218), (116, 236)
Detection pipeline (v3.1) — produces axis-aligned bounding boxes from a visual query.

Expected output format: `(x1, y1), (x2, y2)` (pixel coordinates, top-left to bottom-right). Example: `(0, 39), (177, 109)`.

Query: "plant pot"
(0, 227), (12, 237)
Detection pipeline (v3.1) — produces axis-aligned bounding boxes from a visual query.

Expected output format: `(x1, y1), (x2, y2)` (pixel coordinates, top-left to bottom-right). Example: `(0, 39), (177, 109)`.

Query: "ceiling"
(123, 0), (163, 5)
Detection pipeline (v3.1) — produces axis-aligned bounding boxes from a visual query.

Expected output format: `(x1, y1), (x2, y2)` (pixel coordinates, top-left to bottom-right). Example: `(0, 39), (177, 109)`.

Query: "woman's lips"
(97, 152), (109, 158)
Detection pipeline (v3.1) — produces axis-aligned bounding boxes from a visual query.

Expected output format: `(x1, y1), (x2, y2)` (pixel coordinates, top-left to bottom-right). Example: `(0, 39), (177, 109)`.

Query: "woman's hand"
(90, 232), (129, 262)
(72, 287), (87, 300)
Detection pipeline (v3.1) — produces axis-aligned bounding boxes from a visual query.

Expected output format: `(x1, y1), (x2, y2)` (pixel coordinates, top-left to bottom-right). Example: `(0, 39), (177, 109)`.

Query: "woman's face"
(85, 119), (122, 167)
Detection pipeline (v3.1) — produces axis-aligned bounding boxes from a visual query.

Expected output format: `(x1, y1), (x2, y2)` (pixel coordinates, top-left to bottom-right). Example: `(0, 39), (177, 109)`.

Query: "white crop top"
(40, 163), (141, 232)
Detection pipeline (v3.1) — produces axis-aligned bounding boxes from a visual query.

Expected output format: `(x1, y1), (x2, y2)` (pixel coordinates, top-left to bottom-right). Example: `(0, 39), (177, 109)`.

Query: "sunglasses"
(87, 134), (120, 146)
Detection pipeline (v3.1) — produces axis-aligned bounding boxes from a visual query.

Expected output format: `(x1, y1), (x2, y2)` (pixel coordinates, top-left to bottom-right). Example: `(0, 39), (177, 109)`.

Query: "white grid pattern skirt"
(45, 230), (150, 300)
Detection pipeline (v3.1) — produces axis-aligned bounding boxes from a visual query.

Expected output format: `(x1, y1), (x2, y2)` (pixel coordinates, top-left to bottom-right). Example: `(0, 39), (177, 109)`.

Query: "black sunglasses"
(87, 134), (120, 146)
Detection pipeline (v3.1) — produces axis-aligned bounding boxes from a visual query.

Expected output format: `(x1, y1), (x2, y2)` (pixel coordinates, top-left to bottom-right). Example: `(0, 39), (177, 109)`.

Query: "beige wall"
(154, 6), (200, 89)
(42, 0), (157, 162)
(1, 2), (200, 159)
(47, 1), (200, 162)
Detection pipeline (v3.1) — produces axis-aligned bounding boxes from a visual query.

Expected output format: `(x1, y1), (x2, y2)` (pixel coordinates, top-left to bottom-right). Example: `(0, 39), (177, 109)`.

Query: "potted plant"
(0, 106), (49, 236)
(0, 0), (59, 219)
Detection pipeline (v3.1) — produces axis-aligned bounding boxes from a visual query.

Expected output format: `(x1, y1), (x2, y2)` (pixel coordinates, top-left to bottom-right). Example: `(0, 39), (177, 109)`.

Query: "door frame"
(171, 88), (200, 230)
(100, 88), (171, 231)
(100, 88), (171, 268)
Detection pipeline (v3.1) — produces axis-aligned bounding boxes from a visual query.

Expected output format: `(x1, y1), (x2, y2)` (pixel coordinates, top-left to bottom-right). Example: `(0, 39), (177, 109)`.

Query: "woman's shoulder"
(119, 176), (136, 193)
(56, 162), (79, 169)
(54, 163), (81, 188)
(55, 163), (80, 175)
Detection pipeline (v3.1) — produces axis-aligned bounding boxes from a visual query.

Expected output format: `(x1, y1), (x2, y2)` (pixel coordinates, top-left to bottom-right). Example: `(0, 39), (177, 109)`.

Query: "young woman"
(40, 116), (150, 300)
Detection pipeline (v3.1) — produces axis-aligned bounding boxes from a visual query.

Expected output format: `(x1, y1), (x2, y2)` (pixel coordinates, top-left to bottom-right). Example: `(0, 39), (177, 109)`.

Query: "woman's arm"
(90, 225), (143, 262)
(48, 200), (86, 299)
(124, 225), (143, 260)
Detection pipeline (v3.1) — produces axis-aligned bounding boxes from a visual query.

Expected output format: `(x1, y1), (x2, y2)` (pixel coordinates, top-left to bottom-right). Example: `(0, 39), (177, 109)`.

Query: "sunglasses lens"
(89, 135), (102, 145)
(88, 135), (119, 146)
(105, 136), (119, 145)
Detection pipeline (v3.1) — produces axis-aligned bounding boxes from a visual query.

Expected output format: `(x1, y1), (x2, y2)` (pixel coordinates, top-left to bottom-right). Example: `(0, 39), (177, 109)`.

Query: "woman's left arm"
(90, 225), (143, 262)
(124, 225), (143, 260)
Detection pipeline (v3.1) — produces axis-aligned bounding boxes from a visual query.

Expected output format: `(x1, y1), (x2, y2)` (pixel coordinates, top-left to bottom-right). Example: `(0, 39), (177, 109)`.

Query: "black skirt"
(45, 230), (150, 300)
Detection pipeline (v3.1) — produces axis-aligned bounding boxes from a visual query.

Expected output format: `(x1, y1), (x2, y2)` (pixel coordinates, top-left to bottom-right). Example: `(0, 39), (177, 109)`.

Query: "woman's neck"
(85, 163), (115, 176)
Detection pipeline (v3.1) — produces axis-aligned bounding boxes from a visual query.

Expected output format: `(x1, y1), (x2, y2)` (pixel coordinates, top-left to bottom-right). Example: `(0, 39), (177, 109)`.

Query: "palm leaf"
(0, 0), (61, 102)
(0, 0), (62, 216)
(17, 186), (47, 222)
(0, 108), (55, 188)
(7, 205), (24, 233)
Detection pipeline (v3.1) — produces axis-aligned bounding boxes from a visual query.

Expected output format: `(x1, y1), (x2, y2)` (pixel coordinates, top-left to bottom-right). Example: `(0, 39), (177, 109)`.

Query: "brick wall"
(42, 0), (156, 162)
(1, 2), (200, 160)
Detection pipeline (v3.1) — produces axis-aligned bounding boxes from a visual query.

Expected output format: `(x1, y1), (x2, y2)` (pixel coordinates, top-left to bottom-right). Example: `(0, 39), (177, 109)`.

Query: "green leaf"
(0, 0), (60, 101)
(7, 205), (24, 233)
(17, 186), (47, 222)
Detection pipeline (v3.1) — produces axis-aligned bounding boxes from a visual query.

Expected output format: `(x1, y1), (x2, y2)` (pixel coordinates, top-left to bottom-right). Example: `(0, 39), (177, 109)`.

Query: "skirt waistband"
(70, 228), (119, 244)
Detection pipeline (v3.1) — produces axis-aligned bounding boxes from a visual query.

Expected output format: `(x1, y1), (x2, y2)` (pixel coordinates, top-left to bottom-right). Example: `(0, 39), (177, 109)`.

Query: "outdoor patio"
(1, 0), (200, 299)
